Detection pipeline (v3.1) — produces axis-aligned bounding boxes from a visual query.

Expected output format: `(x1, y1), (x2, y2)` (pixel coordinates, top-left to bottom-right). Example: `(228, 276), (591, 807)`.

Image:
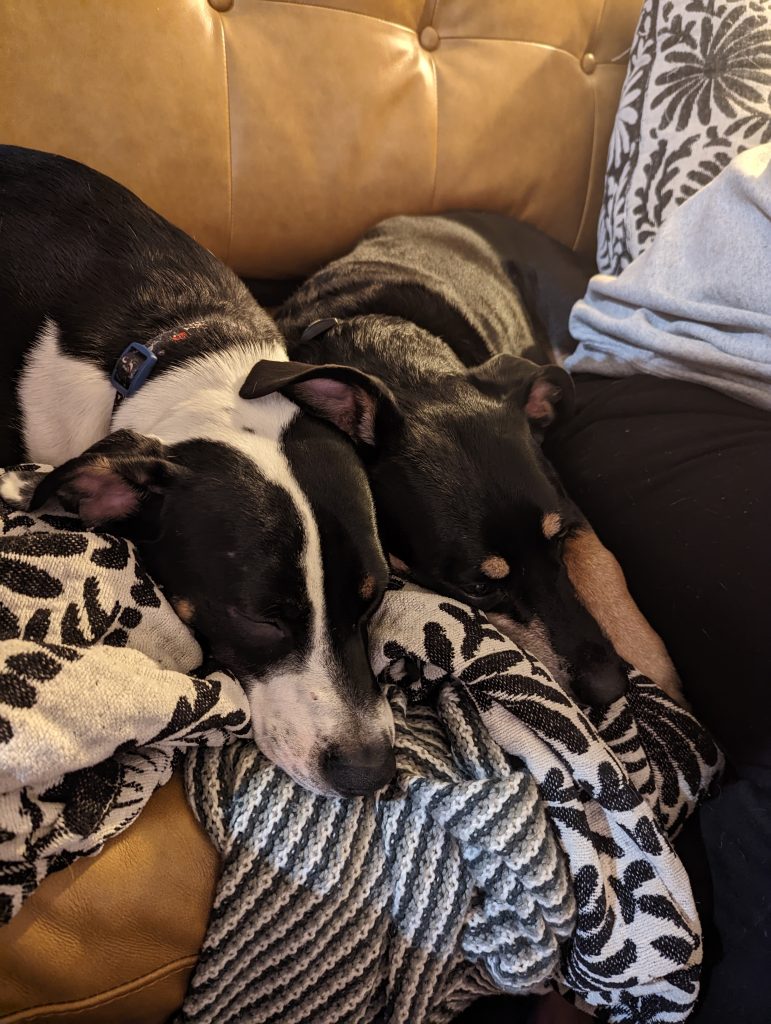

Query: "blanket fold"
(0, 476), (251, 919)
(566, 143), (771, 409)
(0, 472), (723, 1024)
(179, 583), (721, 1024)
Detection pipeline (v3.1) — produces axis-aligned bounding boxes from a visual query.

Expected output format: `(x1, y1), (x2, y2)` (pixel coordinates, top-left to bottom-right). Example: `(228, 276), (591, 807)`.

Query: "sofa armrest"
(0, 773), (219, 1024)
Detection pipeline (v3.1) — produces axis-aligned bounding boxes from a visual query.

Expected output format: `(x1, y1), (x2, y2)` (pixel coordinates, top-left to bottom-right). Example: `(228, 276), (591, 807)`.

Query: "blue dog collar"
(110, 341), (158, 399)
(111, 322), (204, 410)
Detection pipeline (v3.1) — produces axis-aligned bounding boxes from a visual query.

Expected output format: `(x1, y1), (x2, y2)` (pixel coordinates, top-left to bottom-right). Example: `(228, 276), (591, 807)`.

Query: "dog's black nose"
(573, 659), (629, 707)
(322, 741), (396, 797)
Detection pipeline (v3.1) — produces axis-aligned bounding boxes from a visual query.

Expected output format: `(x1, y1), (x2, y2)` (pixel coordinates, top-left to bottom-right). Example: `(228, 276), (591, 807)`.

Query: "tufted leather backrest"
(0, 5), (646, 1022)
(0, 0), (642, 277)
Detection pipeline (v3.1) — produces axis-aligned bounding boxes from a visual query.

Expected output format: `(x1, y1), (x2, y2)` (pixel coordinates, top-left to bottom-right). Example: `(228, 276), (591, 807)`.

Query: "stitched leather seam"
(429, 37), (586, 60)
(573, 0), (610, 251)
(428, 46), (439, 212)
(216, 11), (234, 266)
(419, 0), (440, 32)
(573, 66), (600, 252)
(254, 0), (418, 34)
(0, 956), (198, 1023)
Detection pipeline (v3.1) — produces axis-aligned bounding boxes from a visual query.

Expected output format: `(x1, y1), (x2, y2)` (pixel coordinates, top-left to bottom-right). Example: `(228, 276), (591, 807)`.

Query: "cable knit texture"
(180, 581), (723, 1024)
(0, 469), (722, 1022)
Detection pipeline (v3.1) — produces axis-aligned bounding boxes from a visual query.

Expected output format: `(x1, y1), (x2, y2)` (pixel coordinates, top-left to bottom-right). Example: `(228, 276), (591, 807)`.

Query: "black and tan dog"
(250, 213), (682, 705)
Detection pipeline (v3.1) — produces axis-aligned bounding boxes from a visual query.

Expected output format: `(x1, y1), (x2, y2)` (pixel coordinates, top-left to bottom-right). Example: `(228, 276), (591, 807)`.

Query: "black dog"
(0, 146), (397, 796)
(254, 213), (682, 705)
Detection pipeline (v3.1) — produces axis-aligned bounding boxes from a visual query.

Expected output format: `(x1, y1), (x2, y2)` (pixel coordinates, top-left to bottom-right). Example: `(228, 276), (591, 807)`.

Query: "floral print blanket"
(0, 473), (723, 1022)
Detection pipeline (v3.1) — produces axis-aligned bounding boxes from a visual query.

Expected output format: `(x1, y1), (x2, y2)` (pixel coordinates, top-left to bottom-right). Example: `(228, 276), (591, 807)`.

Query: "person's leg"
(544, 374), (771, 1023)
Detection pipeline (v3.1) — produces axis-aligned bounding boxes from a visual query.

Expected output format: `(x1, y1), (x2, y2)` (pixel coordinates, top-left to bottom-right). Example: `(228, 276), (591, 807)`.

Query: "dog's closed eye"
(453, 578), (506, 608)
(227, 607), (289, 647)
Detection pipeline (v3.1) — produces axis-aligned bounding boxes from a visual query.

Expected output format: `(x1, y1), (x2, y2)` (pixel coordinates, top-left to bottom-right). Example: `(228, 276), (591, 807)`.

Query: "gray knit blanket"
(0, 469), (723, 1023)
(180, 596), (722, 1023)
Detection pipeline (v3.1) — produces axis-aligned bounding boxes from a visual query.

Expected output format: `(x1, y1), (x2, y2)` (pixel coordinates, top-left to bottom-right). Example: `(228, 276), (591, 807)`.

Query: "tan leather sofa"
(0, 1), (643, 1020)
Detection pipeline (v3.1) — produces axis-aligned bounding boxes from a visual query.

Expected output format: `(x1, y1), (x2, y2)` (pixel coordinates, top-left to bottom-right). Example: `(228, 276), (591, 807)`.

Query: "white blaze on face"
(114, 344), (395, 792)
(244, 479), (394, 794)
(234, 476), (391, 789)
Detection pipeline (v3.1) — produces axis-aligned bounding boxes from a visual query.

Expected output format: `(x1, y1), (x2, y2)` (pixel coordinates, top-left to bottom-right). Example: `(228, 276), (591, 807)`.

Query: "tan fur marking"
(173, 598), (196, 624)
(481, 555), (510, 580)
(542, 511), (562, 540)
(359, 573), (376, 601)
(388, 554), (410, 575)
(488, 611), (568, 689)
(563, 527), (686, 705)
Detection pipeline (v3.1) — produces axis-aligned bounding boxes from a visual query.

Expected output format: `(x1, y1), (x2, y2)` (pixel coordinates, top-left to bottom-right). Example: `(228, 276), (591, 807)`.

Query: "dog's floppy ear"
(467, 354), (574, 428)
(29, 430), (184, 526)
(240, 359), (399, 445)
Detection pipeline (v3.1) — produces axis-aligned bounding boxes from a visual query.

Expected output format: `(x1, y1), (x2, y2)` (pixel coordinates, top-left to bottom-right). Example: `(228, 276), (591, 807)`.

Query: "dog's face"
(264, 344), (628, 706)
(369, 390), (629, 705)
(29, 399), (395, 796)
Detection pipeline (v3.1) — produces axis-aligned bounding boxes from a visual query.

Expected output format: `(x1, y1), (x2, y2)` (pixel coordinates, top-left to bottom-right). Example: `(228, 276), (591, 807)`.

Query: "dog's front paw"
(0, 465), (53, 510)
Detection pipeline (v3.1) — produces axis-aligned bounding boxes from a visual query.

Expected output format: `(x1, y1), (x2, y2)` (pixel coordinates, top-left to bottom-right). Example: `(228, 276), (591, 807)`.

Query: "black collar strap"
(300, 317), (341, 343)
(110, 322), (205, 412)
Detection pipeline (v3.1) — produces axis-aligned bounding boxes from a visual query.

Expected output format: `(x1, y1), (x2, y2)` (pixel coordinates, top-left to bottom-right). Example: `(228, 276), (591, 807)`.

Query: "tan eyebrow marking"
(173, 598), (196, 623)
(542, 512), (563, 540)
(480, 555), (510, 580)
(359, 573), (376, 600)
(388, 554), (410, 575)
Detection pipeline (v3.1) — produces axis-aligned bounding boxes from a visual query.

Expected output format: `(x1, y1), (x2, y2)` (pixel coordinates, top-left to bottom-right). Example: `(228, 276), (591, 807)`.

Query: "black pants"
(459, 374), (771, 1023)
(543, 375), (771, 1024)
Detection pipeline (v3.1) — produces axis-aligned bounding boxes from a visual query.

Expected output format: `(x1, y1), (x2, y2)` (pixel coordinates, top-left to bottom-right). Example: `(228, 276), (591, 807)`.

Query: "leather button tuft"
(208, 0), (234, 11)
(419, 26), (440, 52)
(580, 52), (597, 74)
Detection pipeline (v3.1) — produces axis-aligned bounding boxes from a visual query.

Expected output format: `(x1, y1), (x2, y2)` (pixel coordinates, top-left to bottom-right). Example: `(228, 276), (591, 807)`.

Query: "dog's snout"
(572, 642), (629, 707)
(322, 739), (396, 797)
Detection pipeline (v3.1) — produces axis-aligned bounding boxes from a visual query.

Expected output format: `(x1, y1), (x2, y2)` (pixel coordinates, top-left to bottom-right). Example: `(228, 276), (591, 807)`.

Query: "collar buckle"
(110, 342), (159, 399)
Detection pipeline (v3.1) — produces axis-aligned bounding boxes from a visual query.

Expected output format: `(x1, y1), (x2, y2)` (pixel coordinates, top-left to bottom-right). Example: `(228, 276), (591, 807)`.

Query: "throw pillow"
(599, 0), (771, 275)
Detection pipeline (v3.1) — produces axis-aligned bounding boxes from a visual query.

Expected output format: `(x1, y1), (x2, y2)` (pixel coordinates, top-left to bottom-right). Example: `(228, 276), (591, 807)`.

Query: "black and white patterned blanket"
(598, 0), (771, 277)
(0, 470), (723, 1022)
(0, 471), (252, 922)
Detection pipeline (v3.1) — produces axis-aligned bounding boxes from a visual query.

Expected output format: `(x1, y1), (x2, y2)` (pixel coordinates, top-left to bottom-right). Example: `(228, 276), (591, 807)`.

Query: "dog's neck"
(110, 320), (209, 413)
(22, 318), (291, 468)
(113, 338), (291, 446)
(293, 313), (465, 393)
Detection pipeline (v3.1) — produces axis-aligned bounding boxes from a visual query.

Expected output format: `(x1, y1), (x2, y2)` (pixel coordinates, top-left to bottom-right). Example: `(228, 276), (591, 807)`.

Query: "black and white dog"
(0, 146), (396, 796)
(261, 213), (682, 705)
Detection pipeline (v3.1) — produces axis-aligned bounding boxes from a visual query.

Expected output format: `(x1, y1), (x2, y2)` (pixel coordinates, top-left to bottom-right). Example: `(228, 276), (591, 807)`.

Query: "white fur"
(0, 467), (54, 508)
(0, 470), (29, 506)
(17, 331), (393, 793)
(116, 346), (394, 793)
(19, 320), (115, 465)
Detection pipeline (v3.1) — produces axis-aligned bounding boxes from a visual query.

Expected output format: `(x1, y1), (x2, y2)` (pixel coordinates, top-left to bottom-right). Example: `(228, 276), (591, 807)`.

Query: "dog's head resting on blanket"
(259, 321), (629, 706)
(22, 412), (395, 798)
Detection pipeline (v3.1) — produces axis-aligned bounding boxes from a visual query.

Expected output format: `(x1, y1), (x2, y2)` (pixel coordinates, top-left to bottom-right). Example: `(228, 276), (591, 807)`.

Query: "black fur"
(0, 147), (393, 791)
(0, 148), (271, 462)
(275, 213), (627, 705)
